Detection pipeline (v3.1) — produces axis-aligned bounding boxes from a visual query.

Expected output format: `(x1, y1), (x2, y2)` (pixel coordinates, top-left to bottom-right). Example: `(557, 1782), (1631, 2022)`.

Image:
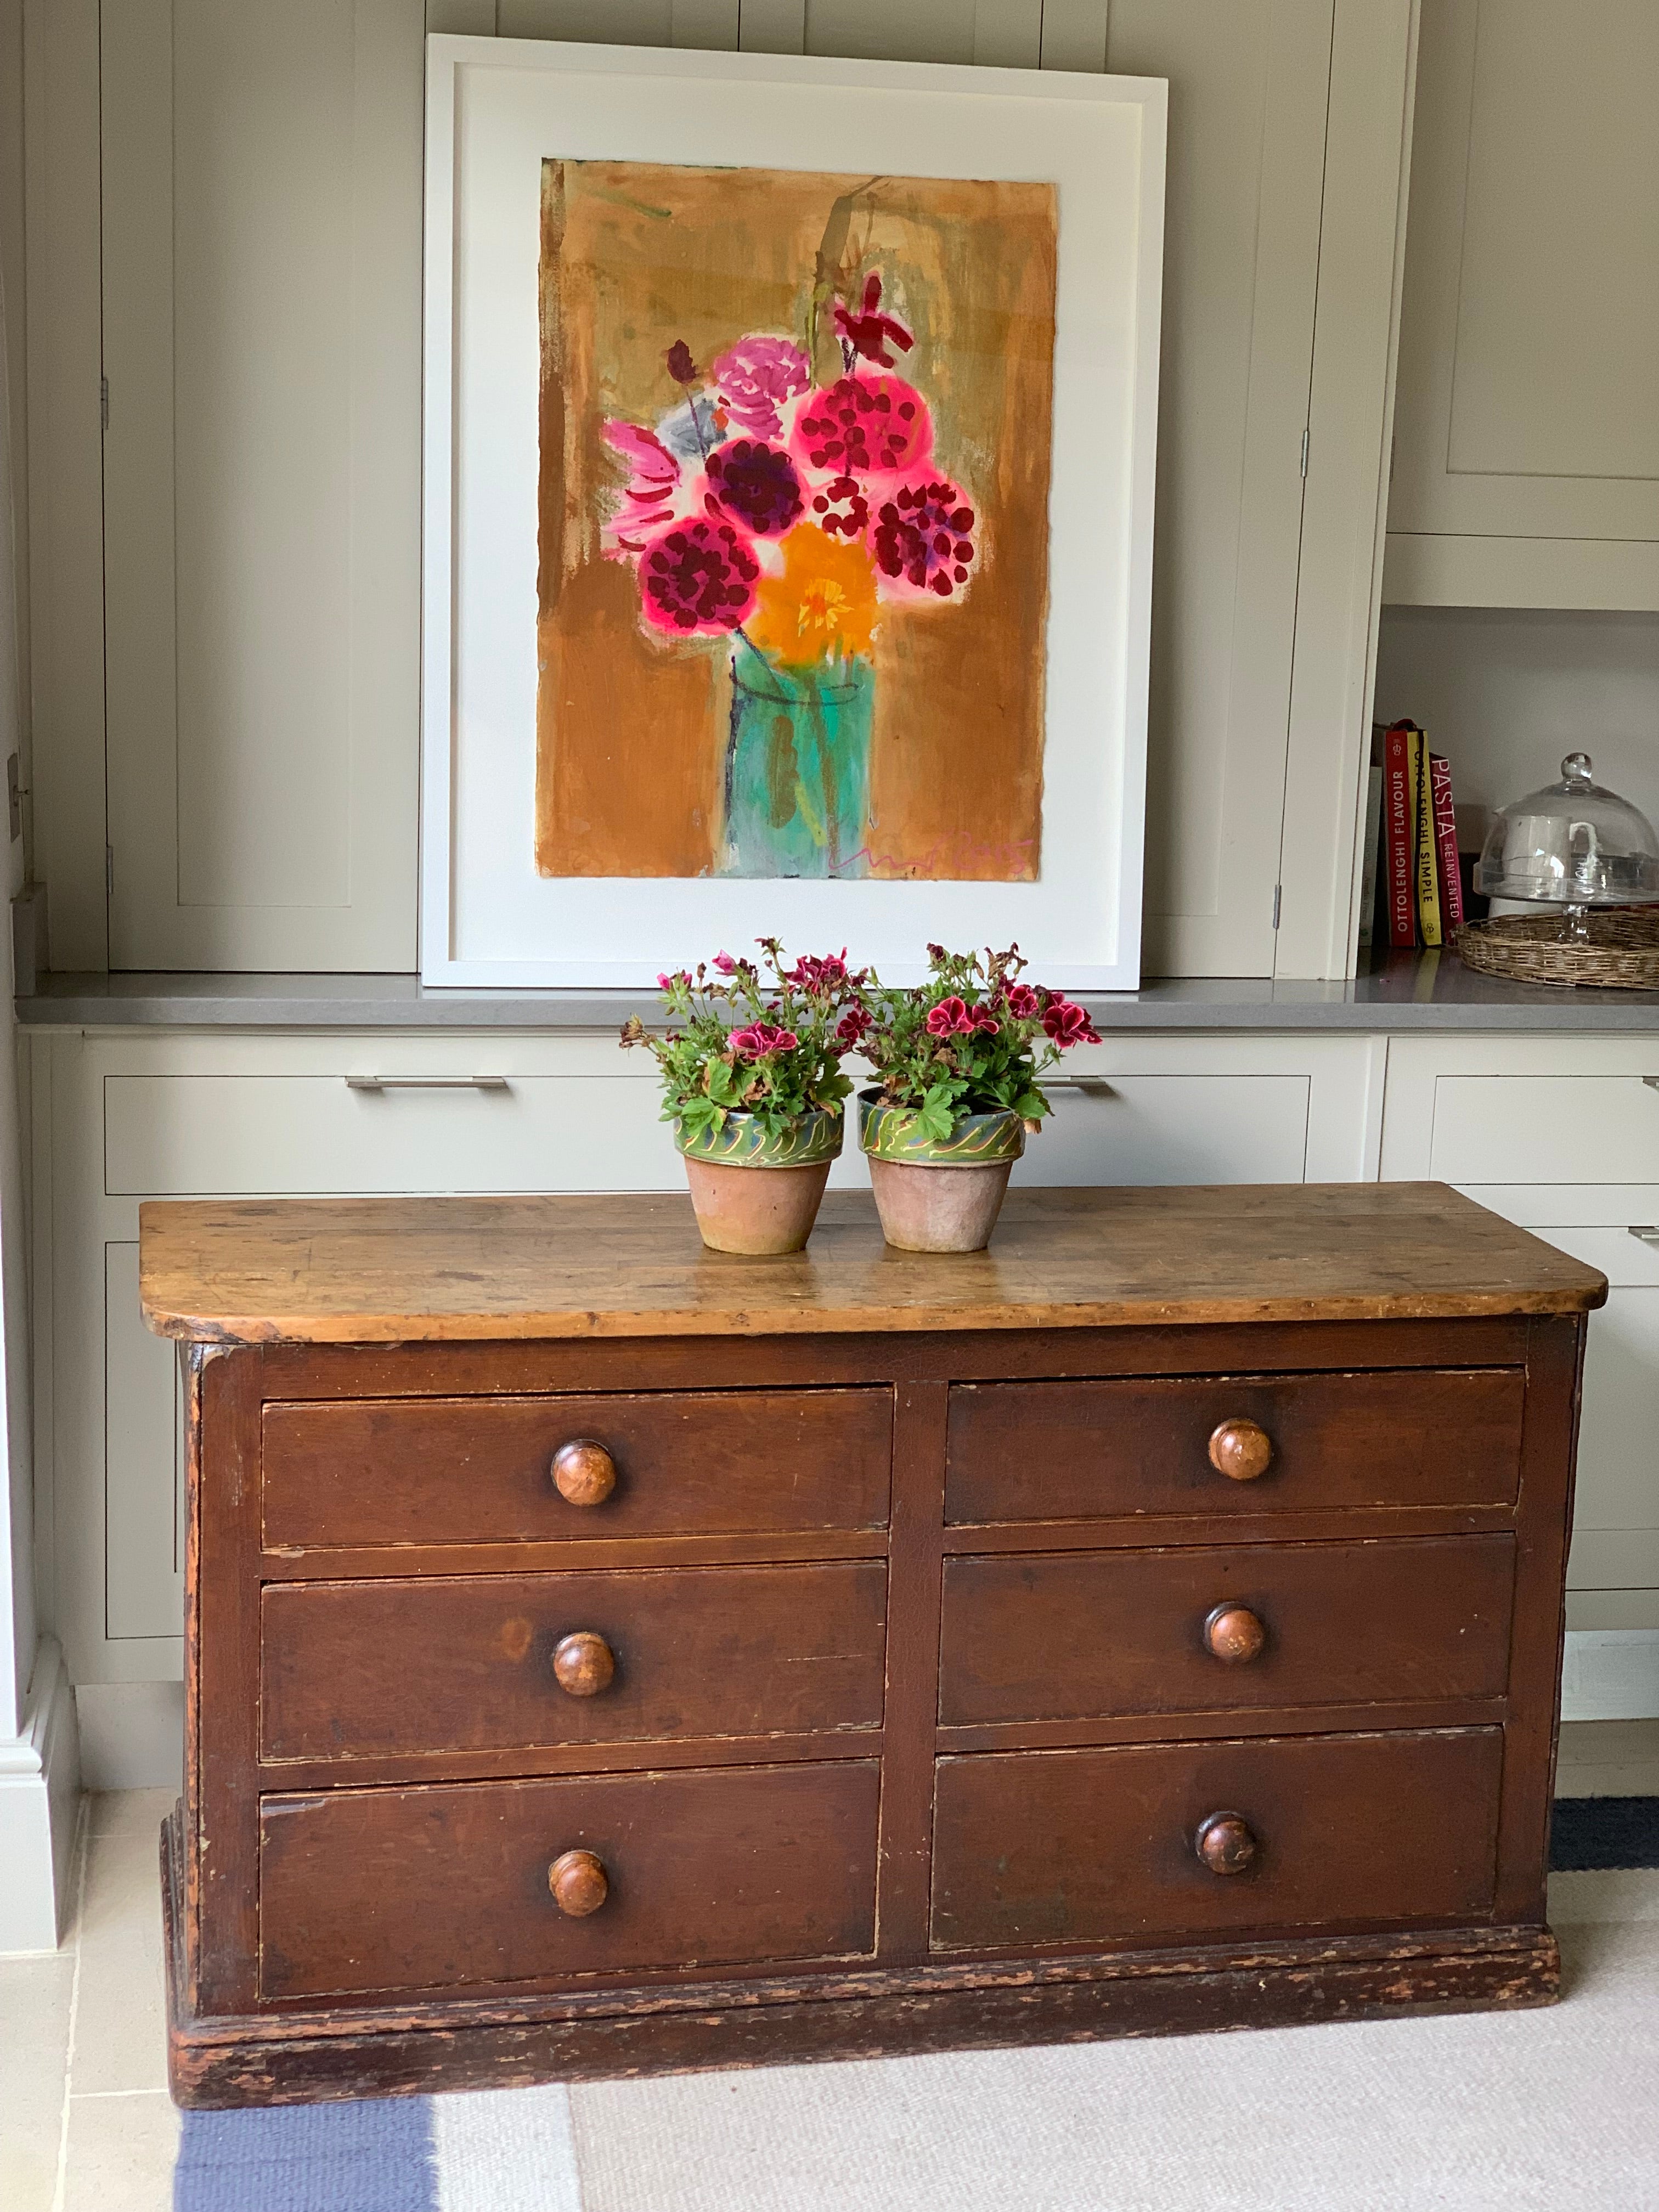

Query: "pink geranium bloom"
(602, 421), (685, 554)
(1042, 996), (1102, 1048)
(792, 375), (933, 482)
(872, 478), (978, 602)
(1005, 983), (1040, 1018)
(972, 1008), (1001, 1035)
(712, 336), (811, 441)
(924, 996), (971, 1039)
(786, 950), (850, 992)
(712, 952), (738, 974)
(638, 518), (760, 636)
(834, 1006), (872, 1049)
(729, 1022), (798, 1058)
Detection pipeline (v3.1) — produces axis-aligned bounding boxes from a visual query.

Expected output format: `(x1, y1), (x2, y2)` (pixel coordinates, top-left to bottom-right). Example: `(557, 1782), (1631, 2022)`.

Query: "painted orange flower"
(748, 526), (879, 667)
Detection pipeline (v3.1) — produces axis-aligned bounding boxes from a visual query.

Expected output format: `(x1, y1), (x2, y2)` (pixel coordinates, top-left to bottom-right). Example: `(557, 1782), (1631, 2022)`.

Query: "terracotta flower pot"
(857, 1089), (1025, 1254)
(674, 1108), (843, 1256)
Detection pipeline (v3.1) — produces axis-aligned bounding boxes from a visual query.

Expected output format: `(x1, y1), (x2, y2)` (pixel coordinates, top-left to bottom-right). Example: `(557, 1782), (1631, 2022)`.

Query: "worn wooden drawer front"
(262, 1390), (893, 1549)
(261, 1562), (888, 1760)
(931, 1730), (1503, 1952)
(939, 1536), (1516, 1725)
(259, 1760), (881, 1999)
(945, 1369), (1525, 1525)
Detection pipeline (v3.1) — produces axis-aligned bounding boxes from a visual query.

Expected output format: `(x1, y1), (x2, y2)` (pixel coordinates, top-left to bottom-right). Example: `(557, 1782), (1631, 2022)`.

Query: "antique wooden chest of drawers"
(139, 1183), (1606, 2107)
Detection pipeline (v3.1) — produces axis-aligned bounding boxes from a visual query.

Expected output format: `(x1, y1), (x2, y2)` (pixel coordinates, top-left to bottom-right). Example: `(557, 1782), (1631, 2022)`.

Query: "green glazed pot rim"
(674, 1104), (845, 1168)
(856, 1086), (1025, 1167)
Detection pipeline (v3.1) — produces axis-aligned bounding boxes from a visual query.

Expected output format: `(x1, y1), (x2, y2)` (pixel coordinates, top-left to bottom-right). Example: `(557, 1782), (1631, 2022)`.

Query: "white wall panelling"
(100, 0), (424, 969)
(14, 0), (1417, 978)
(1126, 0), (1331, 980)
(36, 1025), (1378, 1686)
(22, 0), (105, 970)
(1386, 0), (1659, 611)
(1273, 0), (1417, 981)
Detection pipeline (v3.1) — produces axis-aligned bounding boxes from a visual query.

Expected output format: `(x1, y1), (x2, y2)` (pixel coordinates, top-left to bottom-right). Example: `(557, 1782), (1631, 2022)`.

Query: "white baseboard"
(0, 1637), (82, 1953)
(75, 1679), (185, 1793)
(1561, 1629), (1659, 1722)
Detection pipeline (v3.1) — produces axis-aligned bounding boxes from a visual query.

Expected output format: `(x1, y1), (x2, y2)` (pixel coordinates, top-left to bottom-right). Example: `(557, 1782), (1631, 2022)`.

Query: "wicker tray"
(1455, 906), (1659, 989)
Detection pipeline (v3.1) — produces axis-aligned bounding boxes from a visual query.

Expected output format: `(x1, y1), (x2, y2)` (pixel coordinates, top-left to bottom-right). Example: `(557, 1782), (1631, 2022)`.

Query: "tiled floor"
(3, 1746), (1658, 2212)
(1, 1791), (179, 2212)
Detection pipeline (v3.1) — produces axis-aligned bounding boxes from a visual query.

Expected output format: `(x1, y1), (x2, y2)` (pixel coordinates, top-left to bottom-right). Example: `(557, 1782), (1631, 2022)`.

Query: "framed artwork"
(421, 37), (1165, 988)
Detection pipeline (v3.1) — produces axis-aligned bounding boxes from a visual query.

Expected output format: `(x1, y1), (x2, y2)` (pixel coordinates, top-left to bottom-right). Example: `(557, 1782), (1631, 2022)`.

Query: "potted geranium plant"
(621, 941), (864, 1255)
(849, 943), (1102, 1252)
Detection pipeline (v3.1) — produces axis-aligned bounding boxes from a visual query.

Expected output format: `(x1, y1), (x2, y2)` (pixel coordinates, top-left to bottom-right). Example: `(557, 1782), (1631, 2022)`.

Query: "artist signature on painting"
(851, 829), (1038, 881)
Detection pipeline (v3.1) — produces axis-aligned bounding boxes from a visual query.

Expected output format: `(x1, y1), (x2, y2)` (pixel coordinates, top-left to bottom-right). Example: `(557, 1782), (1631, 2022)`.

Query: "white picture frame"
(421, 35), (1165, 990)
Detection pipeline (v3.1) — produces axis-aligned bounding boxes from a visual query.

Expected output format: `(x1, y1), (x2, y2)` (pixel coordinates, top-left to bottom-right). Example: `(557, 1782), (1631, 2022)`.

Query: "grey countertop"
(19, 952), (1659, 1030)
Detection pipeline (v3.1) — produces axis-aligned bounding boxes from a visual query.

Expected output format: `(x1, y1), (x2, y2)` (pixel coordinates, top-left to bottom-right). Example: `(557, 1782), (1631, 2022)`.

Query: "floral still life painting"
(536, 162), (1058, 885)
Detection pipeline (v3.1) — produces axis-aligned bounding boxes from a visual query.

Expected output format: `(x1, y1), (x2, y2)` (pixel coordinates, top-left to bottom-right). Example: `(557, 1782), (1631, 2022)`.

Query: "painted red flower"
(665, 339), (698, 385)
(925, 996), (971, 1039)
(805, 474), (870, 543)
(872, 479), (978, 602)
(729, 1022), (798, 1058)
(1005, 983), (1040, 1019)
(834, 274), (915, 369)
(792, 375), (933, 482)
(639, 518), (760, 636)
(1042, 996), (1101, 1048)
(704, 439), (804, 538)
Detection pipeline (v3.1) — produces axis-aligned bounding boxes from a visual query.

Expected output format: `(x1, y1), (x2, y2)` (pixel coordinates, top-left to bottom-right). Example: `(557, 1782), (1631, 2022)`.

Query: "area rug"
(173, 1808), (1659, 2212)
(172, 2083), (582, 2212)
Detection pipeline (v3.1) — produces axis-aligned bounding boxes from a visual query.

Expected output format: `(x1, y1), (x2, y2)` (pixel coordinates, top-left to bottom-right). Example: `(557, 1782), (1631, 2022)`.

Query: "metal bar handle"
(1628, 1226), (1659, 1246)
(1045, 1076), (1116, 1096)
(345, 1075), (511, 1093)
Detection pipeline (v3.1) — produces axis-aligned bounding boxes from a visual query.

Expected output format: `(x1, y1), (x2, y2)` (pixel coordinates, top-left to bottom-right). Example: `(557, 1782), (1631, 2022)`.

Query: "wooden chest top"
(139, 1182), (1606, 1346)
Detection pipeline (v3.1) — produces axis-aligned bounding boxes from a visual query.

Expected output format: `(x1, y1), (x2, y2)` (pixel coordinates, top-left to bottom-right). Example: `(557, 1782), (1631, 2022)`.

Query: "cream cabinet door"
(1386, 0), (1659, 610)
(100, 0), (424, 968)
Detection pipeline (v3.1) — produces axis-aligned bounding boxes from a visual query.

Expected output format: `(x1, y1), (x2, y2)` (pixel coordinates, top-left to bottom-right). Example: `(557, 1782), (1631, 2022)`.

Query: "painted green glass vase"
(721, 641), (873, 879)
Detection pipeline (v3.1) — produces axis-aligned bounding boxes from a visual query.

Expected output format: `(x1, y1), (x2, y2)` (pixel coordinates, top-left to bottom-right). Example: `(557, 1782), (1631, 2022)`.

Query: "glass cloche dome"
(1476, 753), (1659, 942)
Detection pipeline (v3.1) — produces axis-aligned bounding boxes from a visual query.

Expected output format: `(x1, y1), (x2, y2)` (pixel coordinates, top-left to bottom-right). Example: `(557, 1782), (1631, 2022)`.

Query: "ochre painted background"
(536, 162), (1057, 881)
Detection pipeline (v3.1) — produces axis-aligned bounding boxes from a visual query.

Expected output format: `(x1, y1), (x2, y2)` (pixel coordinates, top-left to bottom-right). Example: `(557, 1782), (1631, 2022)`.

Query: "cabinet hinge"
(105, 843), (114, 896)
(1272, 883), (1283, 930)
(100, 376), (109, 432)
(1299, 428), (1308, 479)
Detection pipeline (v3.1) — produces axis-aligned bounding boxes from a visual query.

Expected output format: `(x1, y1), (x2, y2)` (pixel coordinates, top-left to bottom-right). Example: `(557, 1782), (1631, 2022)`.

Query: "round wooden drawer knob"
(1204, 1603), (1267, 1666)
(1194, 1811), (1257, 1877)
(1207, 1417), (1273, 1482)
(552, 1630), (616, 1698)
(551, 1440), (617, 1507)
(548, 1848), (608, 1917)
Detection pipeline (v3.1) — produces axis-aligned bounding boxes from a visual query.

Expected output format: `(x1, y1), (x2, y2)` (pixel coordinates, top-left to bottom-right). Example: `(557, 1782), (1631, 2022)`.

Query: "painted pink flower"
(712, 336), (811, 440)
(925, 996), (971, 1039)
(639, 518), (760, 636)
(729, 1022), (798, 1057)
(1042, 996), (1101, 1048)
(602, 421), (684, 553)
(704, 439), (804, 538)
(792, 375), (933, 482)
(872, 479), (978, 601)
(834, 274), (914, 369)
(1005, 983), (1040, 1019)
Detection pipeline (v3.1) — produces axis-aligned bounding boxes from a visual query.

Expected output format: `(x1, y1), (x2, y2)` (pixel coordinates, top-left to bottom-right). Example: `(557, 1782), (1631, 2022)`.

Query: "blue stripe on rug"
(173, 2095), (438, 2212)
